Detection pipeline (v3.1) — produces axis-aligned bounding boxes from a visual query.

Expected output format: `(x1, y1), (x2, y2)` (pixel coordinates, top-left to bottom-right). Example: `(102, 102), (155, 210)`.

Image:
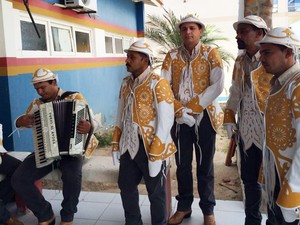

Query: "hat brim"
(176, 21), (205, 31)
(233, 20), (269, 33)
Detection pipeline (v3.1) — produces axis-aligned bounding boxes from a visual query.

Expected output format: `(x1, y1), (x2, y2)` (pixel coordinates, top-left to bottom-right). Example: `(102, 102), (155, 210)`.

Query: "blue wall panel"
(7, 66), (127, 151)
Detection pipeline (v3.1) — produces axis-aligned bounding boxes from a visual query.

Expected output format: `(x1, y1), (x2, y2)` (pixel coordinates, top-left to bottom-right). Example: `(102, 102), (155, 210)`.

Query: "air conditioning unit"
(65, 0), (97, 13)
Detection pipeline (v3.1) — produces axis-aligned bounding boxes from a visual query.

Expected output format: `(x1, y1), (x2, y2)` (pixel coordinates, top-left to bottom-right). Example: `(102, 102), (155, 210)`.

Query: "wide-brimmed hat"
(176, 14), (205, 31)
(233, 15), (269, 33)
(31, 68), (58, 84)
(256, 26), (300, 48)
(124, 40), (154, 64)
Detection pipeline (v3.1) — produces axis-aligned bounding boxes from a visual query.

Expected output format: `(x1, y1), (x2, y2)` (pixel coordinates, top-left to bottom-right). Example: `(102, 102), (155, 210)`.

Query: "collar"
(131, 67), (151, 87)
(277, 63), (300, 86)
(182, 41), (201, 58)
(245, 50), (260, 62)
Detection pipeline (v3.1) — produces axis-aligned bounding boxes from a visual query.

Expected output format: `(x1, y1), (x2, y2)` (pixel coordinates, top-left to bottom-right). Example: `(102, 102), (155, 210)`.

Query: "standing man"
(11, 68), (100, 225)
(258, 26), (300, 225)
(111, 40), (176, 225)
(223, 15), (272, 225)
(0, 124), (23, 225)
(162, 15), (224, 225)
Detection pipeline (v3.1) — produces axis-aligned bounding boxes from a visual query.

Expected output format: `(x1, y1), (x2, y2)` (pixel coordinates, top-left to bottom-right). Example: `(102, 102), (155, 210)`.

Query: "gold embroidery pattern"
(208, 48), (223, 69)
(155, 79), (174, 104)
(161, 53), (171, 71)
(291, 87), (300, 119)
(26, 100), (40, 114)
(252, 67), (272, 112)
(224, 108), (236, 124)
(266, 94), (296, 152)
(112, 126), (122, 142)
(207, 104), (224, 129)
(192, 58), (209, 94)
(171, 52), (185, 95)
(149, 136), (165, 158)
(135, 85), (155, 125)
(186, 96), (203, 113)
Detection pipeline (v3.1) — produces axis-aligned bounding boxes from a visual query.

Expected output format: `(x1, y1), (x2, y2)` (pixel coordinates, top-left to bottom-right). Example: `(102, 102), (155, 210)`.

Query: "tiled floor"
(10, 189), (267, 225)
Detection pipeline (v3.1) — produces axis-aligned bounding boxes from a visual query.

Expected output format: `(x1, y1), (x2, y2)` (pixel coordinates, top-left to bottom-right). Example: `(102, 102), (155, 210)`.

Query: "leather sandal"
(38, 216), (55, 225)
(204, 214), (216, 225)
(167, 210), (192, 225)
(4, 217), (24, 225)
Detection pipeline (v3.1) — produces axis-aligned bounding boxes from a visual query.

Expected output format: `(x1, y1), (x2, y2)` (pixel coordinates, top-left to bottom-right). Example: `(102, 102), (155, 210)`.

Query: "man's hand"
(112, 151), (120, 166)
(16, 115), (34, 128)
(224, 123), (237, 139)
(148, 160), (162, 177)
(77, 119), (91, 134)
(176, 108), (195, 127)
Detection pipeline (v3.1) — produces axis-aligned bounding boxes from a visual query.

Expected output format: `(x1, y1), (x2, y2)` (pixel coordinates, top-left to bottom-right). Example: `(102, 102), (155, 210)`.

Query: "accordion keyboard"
(33, 110), (54, 168)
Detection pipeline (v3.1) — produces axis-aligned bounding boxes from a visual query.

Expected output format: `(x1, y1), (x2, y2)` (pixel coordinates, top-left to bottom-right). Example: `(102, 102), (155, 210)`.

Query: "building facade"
(0, 0), (162, 151)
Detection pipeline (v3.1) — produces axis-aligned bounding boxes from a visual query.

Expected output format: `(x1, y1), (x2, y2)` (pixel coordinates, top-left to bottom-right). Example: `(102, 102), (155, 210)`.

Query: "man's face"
(260, 43), (289, 76)
(125, 51), (147, 77)
(33, 81), (58, 102)
(180, 22), (203, 46)
(236, 23), (260, 50)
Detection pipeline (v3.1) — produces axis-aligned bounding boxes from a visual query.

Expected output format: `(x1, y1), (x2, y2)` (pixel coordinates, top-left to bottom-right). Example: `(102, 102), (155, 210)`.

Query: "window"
(75, 31), (91, 53)
(273, 0), (278, 12)
(288, 0), (300, 12)
(20, 20), (47, 51)
(115, 38), (123, 54)
(51, 26), (73, 52)
(105, 36), (113, 54)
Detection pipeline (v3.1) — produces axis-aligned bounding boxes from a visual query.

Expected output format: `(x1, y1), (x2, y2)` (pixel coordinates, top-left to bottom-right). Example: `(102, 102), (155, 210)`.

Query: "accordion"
(32, 99), (93, 168)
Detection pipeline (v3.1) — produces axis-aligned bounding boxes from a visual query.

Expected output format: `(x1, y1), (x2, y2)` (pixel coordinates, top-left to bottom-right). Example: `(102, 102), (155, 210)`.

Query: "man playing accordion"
(12, 68), (100, 225)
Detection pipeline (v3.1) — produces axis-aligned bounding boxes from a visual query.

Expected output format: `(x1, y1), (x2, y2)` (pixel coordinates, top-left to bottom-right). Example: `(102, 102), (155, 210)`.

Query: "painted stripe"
(11, 0), (145, 37)
(0, 57), (126, 76)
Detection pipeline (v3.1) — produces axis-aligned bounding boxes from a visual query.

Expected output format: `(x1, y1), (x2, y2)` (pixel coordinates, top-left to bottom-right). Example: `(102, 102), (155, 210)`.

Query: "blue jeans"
(239, 143), (262, 225)
(118, 144), (166, 225)
(12, 153), (83, 222)
(172, 110), (216, 216)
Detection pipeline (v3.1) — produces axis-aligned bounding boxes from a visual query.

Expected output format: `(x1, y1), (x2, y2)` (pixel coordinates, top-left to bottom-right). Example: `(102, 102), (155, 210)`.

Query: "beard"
(237, 40), (246, 49)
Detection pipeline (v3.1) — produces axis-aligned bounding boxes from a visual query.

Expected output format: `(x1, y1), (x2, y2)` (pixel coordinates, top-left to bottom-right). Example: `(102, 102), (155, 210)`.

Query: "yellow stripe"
(0, 61), (125, 76)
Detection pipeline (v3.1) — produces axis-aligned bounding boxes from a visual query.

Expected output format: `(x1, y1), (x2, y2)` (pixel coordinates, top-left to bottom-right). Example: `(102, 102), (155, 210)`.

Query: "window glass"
(105, 36), (113, 53)
(288, 0), (300, 12)
(20, 21), (47, 51)
(115, 38), (123, 54)
(273, 0), (278, 12)
(51, 26), (73, 52)
(75, 31), (91, 53)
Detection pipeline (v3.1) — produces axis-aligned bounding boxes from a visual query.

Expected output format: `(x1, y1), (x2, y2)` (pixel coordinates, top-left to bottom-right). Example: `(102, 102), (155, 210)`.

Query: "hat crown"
(233, 15), (269, 32)
(31, 68), (57, 84)
(124, 40), (154, 58)
(176, 14), (205, 31)
(257, 26), (300, 48)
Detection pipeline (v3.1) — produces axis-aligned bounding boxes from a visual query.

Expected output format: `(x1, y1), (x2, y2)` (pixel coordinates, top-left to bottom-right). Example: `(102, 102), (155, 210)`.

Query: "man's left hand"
(77, 119), (91, 134)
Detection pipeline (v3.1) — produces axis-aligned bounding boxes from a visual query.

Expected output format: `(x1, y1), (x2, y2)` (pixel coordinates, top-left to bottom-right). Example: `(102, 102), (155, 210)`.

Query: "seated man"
(0, 124), (23, 225)
(11, 68), (100, 225)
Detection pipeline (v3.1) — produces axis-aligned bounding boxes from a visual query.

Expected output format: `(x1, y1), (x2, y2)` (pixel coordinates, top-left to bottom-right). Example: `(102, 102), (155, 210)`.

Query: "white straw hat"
(124, 40), (154, 64)
(176, 14), (205, 31)
(233, 15), (269, 33)
(256, 26), (300, 48)
(31, 68), (58, 84)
